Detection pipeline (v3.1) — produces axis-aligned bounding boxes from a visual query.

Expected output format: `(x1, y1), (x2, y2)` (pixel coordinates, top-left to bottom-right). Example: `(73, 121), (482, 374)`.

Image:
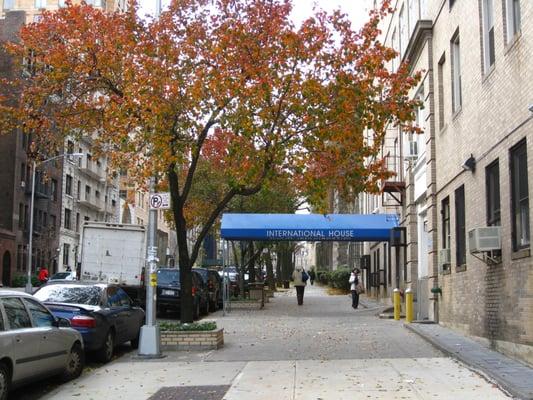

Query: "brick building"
(0, 11), (63, 284)
(361, 0), (533, 365)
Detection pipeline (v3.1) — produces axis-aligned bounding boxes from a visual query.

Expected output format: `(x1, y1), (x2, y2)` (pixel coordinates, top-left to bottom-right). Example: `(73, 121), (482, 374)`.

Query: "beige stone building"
(362, 0), (533, 365)
(1, 0), (126, 22)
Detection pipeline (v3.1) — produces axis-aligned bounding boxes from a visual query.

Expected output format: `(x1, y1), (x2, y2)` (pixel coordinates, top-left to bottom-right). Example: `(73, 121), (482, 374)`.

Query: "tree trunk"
(265, 250), (275, 291)
(174, 206), (194, 323)
(248, 242), (256, 283)
(275, 250), (282, 287)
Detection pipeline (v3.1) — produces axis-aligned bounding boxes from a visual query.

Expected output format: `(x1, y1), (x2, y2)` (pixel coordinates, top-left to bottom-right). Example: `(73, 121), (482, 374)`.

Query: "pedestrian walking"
(292, 266), (308, 305)
(349, 268), (360, 309)
(308, 268), (316, 285)
(38, 266), (49, 285)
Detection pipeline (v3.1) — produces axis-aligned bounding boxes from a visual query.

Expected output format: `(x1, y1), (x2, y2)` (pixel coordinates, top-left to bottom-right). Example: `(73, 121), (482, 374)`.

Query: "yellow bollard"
(405, 288), (413, 323)
(393, 288), (401, 321)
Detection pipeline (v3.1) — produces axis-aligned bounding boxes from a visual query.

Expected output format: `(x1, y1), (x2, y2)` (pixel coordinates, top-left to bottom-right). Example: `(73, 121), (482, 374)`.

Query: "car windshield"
(34, 285), (102, 306)
(50, 272), (70, 280)
(194, 269), (208, 281)
(157, 269), (180, 286)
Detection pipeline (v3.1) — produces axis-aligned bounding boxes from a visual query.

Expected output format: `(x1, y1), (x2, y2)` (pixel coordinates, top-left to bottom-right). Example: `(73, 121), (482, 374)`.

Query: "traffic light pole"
(138, 177), (162, 357)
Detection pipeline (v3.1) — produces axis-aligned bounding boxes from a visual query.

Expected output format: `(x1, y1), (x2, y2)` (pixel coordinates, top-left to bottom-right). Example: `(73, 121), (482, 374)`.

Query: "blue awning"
(220, 213), (399, 242)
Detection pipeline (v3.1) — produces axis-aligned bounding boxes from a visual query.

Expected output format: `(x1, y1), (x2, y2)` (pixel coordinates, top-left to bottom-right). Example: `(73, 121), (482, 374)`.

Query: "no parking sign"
(149, 192), (171, 210)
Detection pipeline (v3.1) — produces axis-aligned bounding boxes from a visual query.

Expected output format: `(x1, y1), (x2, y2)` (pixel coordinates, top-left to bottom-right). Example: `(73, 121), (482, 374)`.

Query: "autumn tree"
(0, 0), (420, 322)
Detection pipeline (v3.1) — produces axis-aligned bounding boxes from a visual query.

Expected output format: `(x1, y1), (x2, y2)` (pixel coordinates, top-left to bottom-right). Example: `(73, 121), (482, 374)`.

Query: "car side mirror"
(56, 317), (71, 328)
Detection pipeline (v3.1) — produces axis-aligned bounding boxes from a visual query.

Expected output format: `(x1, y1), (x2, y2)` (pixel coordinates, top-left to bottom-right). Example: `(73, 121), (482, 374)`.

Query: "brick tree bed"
(159, 322), (224, 350)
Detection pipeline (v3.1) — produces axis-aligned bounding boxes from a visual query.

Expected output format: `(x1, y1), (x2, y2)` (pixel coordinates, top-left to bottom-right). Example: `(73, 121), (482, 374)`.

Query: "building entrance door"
(2, 251), (11, 286)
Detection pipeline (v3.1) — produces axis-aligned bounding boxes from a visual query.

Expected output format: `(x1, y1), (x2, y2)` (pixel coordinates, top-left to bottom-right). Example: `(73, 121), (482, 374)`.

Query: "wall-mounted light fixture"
(462, 154), (476, 172)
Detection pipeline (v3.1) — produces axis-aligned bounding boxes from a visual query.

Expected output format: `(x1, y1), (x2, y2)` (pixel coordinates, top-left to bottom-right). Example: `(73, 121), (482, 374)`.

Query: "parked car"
(0, 290), (84, 400)
(156, 268), (209, 320)
(49, 271), (77, 281)
(218, 266), (242, 297)
(33, 282), (145, 363)
(193, 268), (223, 311)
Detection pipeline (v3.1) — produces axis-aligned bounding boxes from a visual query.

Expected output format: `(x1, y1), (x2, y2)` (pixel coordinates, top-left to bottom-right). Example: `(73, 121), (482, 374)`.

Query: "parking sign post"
(138, 177), (163, 358)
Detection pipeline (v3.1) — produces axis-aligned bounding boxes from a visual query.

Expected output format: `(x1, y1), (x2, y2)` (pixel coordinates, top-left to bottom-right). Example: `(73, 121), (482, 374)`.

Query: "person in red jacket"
(38, 266), (49, 284)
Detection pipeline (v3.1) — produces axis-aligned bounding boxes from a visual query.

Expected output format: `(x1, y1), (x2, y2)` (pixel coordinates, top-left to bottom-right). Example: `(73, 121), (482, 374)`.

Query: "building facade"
(1, 11), (63, 284)
(363, 0), (533, 365)
(58, 137), (120, 272)
(0, 0), (126, 23)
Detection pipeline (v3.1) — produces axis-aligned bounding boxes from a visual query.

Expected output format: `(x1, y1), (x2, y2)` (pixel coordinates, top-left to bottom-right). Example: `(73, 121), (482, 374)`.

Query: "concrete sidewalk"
(39, 356), (511, 400)
(406, 322), (533, 400)
(17, 285), (514, 400)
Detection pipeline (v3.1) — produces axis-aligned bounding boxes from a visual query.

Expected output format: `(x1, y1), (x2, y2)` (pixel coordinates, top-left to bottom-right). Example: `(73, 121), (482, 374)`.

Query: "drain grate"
(147, 385), (230, 400)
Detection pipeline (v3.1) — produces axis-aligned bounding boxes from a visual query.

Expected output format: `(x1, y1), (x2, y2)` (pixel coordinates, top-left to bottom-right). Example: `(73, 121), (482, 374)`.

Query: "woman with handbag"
(349, 268), (361, 309)
(292, 267), (308, 305)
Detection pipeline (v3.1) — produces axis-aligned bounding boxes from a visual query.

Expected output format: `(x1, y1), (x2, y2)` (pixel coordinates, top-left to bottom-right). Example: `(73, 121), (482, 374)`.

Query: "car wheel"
(97, 330), (115, 363)
(0, 362), (10, 400)
(61, 343), (84, 382)
(131, 327), (141, 349)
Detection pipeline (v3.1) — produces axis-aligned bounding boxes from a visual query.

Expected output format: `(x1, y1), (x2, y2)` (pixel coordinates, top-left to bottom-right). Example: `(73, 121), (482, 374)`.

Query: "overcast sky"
(139, 1), (374, 31)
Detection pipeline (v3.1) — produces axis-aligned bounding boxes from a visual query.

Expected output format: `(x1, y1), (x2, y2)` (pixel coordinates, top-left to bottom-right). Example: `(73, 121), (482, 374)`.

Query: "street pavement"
(30, 284), (513, 400)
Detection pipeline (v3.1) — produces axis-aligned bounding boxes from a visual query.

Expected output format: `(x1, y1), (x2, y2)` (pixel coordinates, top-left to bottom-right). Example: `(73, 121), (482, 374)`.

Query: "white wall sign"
(149, 192), (171, 210)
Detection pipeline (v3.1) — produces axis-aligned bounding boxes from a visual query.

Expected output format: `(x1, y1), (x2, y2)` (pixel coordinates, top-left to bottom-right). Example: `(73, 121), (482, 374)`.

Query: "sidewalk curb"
(405, 323), (532, 400)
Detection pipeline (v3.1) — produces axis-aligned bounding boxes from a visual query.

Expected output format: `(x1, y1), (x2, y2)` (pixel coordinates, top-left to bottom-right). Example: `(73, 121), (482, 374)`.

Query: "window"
(482, 0), (495, 71)
(35, 0), (46, 8)
(58, 0), (66, 6)
(442, 197), (451, 249)
(85, 185), (91, 200)
(2, 298), (32, 330)
(43, 212), (47, 227)
(511, 140), (529, 250)
(455, 186), (466, 266)
(64, 208), (72, 230)
(76, 212), (80, 232)
(449, 0), (456, 9)
(18, 203), (24, 229)
(408, 0), (418, 36)
(24, 205), (29, 230)
(77, 180), (81, 200)
(23, 298), (55, 327)
(399, 5), (407, 57)
(451, 32), (462, 112)
(65, 174), (73, 196)
(51, 179), (58, 201)
(505, 0), (521, 41)
(17, 245), (23, 271)
(438, 54), (446, 129)
(95, 190), (100, 199)
(50, 215), (57, 231)
(63, 243), (70, 266)
(391, 28), (398, 71)
(486, 160), (501, 226)
(3, 0), (15, 9)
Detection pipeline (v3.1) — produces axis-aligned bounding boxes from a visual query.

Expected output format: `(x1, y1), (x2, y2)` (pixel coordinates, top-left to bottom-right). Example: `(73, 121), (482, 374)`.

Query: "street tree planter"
(230, 298), (263, 310)
(160, 328), (224, 350)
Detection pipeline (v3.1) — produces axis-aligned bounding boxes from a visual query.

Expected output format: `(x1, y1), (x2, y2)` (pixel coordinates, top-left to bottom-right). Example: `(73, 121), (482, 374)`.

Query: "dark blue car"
(34, 281), (145, 363)
(156, 268), (209, 320)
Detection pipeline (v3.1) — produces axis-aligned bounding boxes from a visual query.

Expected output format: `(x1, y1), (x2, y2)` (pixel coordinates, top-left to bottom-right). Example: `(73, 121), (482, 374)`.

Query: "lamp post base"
(138, 325), (162, 358)
(25, 282), (33, 294)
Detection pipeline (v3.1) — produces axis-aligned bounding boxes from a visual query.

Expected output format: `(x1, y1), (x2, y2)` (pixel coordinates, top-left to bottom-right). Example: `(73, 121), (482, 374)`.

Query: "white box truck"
(80, 222), (146, 301)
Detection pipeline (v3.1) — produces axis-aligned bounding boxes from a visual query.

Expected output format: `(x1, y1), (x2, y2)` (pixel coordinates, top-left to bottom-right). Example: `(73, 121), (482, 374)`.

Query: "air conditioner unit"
(20, 181), (26, 188)
(468, 227), (501, 253)
(439, 248), (451, 266)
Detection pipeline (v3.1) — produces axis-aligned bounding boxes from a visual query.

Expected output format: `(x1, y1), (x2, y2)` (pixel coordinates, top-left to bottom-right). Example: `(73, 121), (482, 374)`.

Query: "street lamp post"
(26, 152), (83, 294)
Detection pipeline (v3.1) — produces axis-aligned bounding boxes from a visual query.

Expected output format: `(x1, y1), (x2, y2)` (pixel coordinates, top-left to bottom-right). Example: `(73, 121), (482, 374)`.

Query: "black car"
(156, 268), (209, 320)
(193, 268), (223, 311)
(34, 282), (145, 363)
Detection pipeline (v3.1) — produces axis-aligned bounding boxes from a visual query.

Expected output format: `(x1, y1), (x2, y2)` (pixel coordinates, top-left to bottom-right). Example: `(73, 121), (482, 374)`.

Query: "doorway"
(2, 251), (11, 286)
